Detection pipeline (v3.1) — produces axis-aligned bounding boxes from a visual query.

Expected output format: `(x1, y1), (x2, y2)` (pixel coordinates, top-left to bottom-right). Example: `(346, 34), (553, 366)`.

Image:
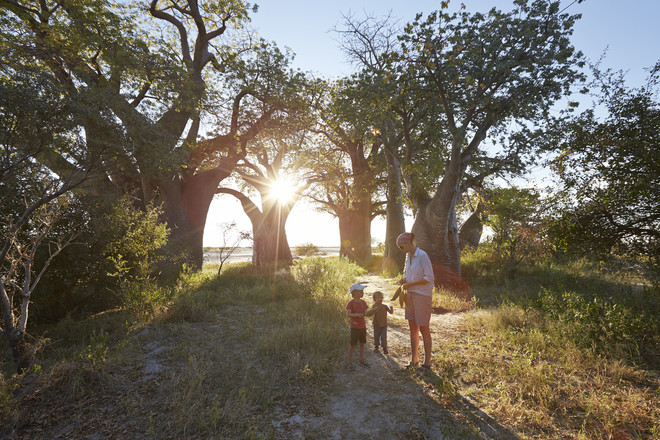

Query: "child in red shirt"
(345, 283), (370, 371)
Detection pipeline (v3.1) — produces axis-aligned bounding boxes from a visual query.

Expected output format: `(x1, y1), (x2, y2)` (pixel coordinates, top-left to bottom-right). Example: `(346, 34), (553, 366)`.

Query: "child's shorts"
(350, 328), (367, 346)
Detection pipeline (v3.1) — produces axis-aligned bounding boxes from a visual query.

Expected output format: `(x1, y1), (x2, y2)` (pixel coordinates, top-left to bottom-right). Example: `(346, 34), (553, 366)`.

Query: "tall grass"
(446, 251), (660, 439)
(1, 257), (367, 438)
(290, 256), (366, 297)
(154, 257), (365, 437)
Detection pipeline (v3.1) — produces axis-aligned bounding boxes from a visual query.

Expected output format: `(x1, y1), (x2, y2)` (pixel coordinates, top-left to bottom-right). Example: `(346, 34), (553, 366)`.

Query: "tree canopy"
(546, 62), (660, 261)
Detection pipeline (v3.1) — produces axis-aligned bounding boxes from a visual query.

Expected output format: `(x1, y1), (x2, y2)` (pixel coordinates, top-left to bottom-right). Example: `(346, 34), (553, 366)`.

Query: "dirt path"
(269, 275), (512, 440)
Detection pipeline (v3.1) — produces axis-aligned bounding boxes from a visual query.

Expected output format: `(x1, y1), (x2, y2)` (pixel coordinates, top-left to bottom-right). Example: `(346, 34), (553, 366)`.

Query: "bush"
(291, 257), (366, 297)
(104, 198), (171, 314)
(537, 287), (659, 363)
(293, 243), (320, 257)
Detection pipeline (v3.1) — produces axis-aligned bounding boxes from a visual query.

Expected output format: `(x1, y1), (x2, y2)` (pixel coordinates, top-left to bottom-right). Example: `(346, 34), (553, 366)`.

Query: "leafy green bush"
(463, 250), (659, 365)
(293, 243), (320, 257)
(291, 257), (365, 297)
(104, 197), (171, 314)
(104, 197), (169, 282)
(537, 288), (658, 363)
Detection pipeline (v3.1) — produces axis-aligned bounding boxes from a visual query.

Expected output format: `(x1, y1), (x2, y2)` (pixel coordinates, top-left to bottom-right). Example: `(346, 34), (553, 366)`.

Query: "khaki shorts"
(405, 292), (432, 327)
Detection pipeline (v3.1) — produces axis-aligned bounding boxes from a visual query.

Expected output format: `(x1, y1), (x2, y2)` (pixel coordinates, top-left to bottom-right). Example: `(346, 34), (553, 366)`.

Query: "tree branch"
(215, 187), (262, 224)
(149, 0), (192, 66)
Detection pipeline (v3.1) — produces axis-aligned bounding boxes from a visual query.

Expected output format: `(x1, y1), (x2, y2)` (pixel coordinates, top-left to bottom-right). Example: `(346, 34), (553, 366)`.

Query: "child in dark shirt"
(365, 290), (393, 354)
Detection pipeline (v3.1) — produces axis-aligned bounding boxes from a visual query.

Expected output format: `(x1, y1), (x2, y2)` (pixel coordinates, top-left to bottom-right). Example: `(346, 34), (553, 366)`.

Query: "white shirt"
(404, 247), (434, 297)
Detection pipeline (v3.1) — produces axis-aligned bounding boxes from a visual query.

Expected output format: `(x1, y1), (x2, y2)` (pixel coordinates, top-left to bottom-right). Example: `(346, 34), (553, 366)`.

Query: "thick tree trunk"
(383, 151), (406, 275)
(459, 202), (484, 250)
(338, 193), (372, 265)
(252, 205), (293, 269)
(412, 180), (466, 293)
(408, 133), (473, 298)
(160, 168), (234, 270)
(216, 188), (293, 270)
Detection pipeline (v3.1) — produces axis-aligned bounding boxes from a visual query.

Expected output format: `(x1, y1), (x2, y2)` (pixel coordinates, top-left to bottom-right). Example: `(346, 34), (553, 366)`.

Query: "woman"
(397, 232), (434, 369)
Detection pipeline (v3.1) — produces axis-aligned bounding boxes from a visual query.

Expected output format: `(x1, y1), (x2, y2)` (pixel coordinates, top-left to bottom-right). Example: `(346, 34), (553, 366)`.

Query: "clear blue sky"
(205, 0), (660, 247)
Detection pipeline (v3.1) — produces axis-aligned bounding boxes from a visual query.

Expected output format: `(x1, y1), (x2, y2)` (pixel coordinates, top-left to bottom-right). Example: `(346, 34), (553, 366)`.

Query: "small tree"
(1, 186), (81, 372)
(481, 186), (548, 275)
(104, 197), (170, 315)
(1, 66), (91, 372)
(213, 221), (251, 274)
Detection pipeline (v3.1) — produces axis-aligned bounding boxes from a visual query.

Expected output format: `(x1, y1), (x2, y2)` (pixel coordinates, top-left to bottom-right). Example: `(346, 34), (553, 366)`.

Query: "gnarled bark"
(338, 202), (372, 264)
(160, 165), (238, 269)
(252, 205), (293, 269)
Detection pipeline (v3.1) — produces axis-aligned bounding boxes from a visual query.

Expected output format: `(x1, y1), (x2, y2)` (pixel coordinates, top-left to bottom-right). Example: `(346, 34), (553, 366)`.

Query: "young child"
(365, 291), (394, 354)
(345, 283), (370, 371)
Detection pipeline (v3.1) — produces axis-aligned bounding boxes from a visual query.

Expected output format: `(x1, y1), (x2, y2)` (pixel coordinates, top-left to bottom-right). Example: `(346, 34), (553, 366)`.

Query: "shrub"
(537, 288), (658, 363)
(293, 243), (320, 257)
(291, 257), (366, 297)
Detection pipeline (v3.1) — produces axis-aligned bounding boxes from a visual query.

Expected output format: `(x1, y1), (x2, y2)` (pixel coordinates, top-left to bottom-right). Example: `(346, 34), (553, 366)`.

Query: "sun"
(269, 176), (297, 204)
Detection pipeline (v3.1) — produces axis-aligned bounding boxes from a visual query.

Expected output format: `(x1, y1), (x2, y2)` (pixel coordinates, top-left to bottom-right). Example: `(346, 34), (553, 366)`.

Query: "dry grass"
(434, 306), (660, 439)
(1, 257), (658, 439)
(433, 287), (477, 312)
(0, 258), (358, 439)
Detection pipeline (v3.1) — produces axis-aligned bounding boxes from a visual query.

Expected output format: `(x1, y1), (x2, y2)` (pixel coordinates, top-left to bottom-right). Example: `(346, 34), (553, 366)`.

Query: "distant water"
(203, 247), (341, 265)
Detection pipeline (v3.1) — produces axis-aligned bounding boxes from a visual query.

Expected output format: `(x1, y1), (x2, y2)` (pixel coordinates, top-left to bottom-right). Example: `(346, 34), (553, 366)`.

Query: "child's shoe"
(359, 360), (370, 368)
(345, 363), (356, 371)
(383, 347), (388, 355)
(373, 346), (380, 352)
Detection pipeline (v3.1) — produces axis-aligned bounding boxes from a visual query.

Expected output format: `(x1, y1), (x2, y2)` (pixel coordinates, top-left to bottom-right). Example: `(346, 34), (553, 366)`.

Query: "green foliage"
(291, 257), (366, 297)
(104, 197), (169, 279)
(35, 309), (132, 368)
(537, 287), (658, 363)
(0, 371), (18, 423)
(293, 243), (320, 257)
(83, 330), (109, 366)
(461, 241), (531, 285)
(479, 186), (550, 275)
(465, 246), (659, 365)
(103, 197), (170, 314)
(372, 241), (385, 254)
(546, 62), (660, 263)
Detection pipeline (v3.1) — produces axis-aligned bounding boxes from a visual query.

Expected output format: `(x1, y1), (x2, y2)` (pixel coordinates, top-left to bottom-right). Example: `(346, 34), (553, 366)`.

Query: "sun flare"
(269, 177), (297, 204)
